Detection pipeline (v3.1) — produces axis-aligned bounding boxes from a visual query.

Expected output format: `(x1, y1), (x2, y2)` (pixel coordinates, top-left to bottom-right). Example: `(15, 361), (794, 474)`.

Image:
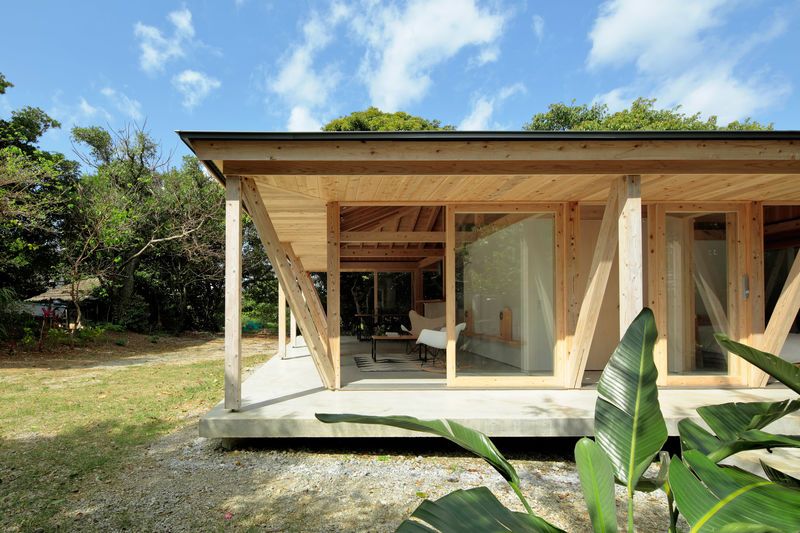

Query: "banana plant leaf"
(574, 438), (618, 532)
(595, 308), (668, 493)
(633, 451), (670, 492)
(679, 418), (800, 462)
(760, 460), (800, 489)
(714, 335), (800, 394)
(698, 399), (800, 442)
(315, 414), (519, 486)
(669, 450), (800, 532)
(394, 487), (565, 533)
(717, 524), (782, 533)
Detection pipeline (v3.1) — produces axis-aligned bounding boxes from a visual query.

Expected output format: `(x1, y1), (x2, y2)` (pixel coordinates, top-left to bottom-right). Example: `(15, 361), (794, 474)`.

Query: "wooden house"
(178, 130), (800, 438)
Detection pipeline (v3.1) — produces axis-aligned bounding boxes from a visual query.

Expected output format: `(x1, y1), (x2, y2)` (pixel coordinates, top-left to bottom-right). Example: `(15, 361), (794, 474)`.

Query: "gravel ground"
(59, 425), (673, 532)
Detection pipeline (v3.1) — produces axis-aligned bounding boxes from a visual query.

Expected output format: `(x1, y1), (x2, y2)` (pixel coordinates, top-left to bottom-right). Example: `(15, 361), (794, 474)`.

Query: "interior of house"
(282, 203), (800, 389)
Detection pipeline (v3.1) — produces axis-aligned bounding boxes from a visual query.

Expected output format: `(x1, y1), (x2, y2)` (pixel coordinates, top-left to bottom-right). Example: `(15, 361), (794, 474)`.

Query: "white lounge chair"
(401, 310), (446, 336)
(416, 322), (467, 364)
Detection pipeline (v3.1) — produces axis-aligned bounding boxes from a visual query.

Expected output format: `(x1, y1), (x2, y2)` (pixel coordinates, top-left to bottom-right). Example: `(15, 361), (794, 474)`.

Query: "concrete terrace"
(200, 340), (800, 439)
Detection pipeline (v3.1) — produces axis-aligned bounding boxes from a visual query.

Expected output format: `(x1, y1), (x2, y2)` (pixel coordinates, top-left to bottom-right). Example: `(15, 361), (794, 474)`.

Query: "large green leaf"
(679, 418), (800, 463)
(714, 335), (800, 394)
(575, 438), (618, 532)
(760, 460), (800, 489)
(698, 399), (800, 442)
(395, 487), (565, 533)
(633, 451), (670, 492)
(595, 308), (667, 493)
(315, 414), (519, 485)
(669, 450), (800, 532)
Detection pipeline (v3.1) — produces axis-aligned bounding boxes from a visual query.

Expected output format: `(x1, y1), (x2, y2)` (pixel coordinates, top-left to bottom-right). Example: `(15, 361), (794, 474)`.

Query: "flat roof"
(178, 129), (800, 144)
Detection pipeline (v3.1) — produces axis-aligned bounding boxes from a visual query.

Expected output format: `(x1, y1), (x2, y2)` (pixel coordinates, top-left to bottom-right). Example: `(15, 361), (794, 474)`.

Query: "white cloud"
(459, 97), (494, 130)
(172, 70), (221, 110)
(287, 106), (322, 131)
(459, 82), (526, 130)
(352, 0), (506, 111)
(587, 0), (790, 123)
(532, 15), (545, 42)
(134, 7), (195, 73)
(472, 45), (500, 66)
(267, 3), (350, 130)
(47, 92), (113, 139)
(100, 87), (143, 121)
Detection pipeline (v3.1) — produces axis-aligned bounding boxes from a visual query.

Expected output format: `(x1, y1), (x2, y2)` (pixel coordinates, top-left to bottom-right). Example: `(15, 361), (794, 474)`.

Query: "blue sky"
(2, 0), (799, 161)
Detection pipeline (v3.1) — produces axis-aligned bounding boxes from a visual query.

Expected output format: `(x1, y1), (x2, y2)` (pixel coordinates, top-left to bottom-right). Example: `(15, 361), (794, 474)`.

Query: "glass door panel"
(665, 212), (734, 375)
(454, 212), (556, 376)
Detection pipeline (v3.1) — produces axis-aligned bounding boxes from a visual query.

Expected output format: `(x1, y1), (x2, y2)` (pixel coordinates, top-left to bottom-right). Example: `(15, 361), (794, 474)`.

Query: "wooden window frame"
(446, 203), (567, 388)
(649, 202), (750, 387)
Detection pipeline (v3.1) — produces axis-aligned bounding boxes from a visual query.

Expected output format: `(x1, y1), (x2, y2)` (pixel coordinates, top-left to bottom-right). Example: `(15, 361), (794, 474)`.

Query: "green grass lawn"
(0, 333), (271, 531)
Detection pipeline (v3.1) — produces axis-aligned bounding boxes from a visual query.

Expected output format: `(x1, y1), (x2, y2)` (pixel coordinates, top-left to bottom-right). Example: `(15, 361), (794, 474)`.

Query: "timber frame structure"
(180, 130), (800, 411)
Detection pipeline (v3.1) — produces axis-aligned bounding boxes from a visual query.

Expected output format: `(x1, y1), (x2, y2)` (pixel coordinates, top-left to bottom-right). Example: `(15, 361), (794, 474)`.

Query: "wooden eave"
(179, 131), (800, 271)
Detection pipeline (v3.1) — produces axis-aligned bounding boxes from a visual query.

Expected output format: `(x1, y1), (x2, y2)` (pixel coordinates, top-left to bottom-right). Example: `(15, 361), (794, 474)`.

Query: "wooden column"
(327, 202), (341, 389)
(290, 312), (297, 347)
(617, 175), (643, 337)
(755, 249), (800, 386)
(240, 177), (334, 388)
(567, 181), (620, 388)
(224, 176), (242, 410)
(445, 205), (456, 384)
(278, 283), (286, 358)
(414, 268), (424, 314)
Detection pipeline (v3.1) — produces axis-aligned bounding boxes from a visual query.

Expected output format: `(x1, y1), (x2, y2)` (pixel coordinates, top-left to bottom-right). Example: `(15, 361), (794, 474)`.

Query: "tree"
(523, 97), (772, 131)
(323, 107), (453, 131)
(0, 74), (79, 297)
(69, 125), (222, 328)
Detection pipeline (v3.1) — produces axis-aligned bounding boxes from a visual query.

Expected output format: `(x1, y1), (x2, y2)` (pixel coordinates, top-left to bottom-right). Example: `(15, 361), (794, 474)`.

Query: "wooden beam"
(290, 311), (297, 347)
(224, 176), (242, 410)
(278, 282), (286, 358)
(193, 139), (800, 164)
(445, 205), (456, 385)
(567, 183), (621, 388)
(284, 244), (328, 341)
(617, 175), (643, 336)
(339, 248), (444, 258)
(327, 202), (341, 389)
(565, 202), (580, 355)
(240, 178), (335, 389)
(222, 159), (800, 176)
(341, 262), (418, 272)
(341, 231), (445, 243)
(765, 217), (800, 236)
(418, 256), (443, 269)
(648, 204), (668, 383)
(755, 249), (800, 387)
(747, 202), (766, 385)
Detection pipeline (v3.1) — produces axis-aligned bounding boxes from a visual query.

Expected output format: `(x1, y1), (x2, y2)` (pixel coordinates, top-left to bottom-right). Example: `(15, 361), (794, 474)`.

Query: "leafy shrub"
(148, 335), (159, 344)
(113, 338), (127, 347)
(318, 308), (800, 532)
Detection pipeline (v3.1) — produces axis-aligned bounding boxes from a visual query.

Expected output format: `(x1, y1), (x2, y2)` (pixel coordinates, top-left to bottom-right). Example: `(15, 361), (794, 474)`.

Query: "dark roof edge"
(178, 130), (800, 142)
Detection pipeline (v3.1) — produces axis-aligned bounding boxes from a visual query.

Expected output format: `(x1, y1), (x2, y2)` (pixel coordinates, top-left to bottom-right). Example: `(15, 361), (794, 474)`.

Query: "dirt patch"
(59, 428), (671, 532)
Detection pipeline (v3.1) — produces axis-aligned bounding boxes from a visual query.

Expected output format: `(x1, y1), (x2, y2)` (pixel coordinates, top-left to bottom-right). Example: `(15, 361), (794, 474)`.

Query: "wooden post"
(617, 175), (643, 337)
(290, 312), (297, 347)
(755, 249), (800, 386)
(414, 268), (424, 315)
(567, 181), (620, 388)
(327, 202), (341, 389)
(445, 206), (456, 384)
(224, 176), (242, 410)
(278, 283), (286, 358)
(240, 177), (334, 388)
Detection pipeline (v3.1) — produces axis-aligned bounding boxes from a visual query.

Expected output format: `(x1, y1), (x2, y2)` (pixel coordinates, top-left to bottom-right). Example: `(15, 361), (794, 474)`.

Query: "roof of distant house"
(26, 277), (102, 303)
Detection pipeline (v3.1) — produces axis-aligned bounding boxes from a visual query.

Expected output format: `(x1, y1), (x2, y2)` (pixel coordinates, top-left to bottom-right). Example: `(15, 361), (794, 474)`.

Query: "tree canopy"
(523, 98), (772, 131)
(323, 106), (453, 131)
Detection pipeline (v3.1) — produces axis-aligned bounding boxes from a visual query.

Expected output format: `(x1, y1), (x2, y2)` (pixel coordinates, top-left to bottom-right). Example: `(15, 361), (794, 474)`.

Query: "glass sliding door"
(664, 211), (736, 376)
(454, 211), (556, 378)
